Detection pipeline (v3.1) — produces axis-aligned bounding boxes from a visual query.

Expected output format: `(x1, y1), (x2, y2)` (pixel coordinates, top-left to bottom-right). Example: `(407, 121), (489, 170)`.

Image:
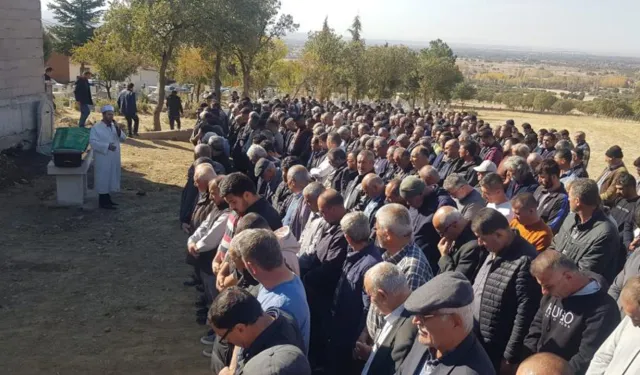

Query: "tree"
(416, 39), (463, 104)
(343, 16), (367, 101)
(250, 39), (288, 94)
(551, 99), (575, 114)
(301, 17), (345, 100)
(48, 0), (105, 61)
(231, 0), (298, 97)
(72, 31), (140, 99)
(175, 47), (214, 104)
(105, 0), (199, 130)
(272, 60), (305, 97)
(453, 82), (477, 106)
(365, 45), (415, 100)
(533, 92), (558, 112)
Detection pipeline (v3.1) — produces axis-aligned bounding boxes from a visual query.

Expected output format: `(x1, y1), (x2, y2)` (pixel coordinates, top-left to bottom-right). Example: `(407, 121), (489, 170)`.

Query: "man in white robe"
(90, 105), (127, 209)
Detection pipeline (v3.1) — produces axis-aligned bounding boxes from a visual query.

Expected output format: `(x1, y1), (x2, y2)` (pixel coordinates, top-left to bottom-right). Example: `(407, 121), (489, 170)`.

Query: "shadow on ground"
(0, 161), (211, 375)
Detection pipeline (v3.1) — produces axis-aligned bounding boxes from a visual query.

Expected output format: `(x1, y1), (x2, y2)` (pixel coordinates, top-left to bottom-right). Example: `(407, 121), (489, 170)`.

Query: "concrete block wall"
(0, 0), (45, 150)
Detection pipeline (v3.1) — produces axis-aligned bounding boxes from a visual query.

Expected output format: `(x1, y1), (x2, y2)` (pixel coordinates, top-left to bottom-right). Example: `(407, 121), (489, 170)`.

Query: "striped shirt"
(218, 210), (240, 255)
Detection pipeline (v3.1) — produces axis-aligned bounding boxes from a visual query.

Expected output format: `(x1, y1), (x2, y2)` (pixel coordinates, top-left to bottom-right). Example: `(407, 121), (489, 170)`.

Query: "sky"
(41, 0), (640, 57)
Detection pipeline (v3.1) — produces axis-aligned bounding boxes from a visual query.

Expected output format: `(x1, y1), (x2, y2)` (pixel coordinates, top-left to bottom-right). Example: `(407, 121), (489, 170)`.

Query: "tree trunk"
(153, 50), (172, 131)
(195, 82), (201, 104)
(241, 62), (251, 98)
(214, 51), (223, 100)
(106, 82), (112, 100)
(345, 86), (349, 102)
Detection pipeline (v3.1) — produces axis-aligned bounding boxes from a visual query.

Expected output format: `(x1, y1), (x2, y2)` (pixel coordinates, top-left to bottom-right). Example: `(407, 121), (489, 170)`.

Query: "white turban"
(101, 105), (115, 113)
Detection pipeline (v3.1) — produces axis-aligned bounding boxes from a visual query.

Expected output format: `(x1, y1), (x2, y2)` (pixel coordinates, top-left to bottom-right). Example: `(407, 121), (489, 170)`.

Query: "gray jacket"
(549, 209), (622, 284)
(609, 250), (640, 316)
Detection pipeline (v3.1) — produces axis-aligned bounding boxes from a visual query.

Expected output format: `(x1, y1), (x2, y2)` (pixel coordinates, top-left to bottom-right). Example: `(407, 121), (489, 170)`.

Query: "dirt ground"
(0, 107), (637, 374)
(0, 112), (212, 374)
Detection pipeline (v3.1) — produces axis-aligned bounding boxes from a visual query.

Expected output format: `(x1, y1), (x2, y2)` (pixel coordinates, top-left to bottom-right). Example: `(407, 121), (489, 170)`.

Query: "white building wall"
(0, 0), (45, 150)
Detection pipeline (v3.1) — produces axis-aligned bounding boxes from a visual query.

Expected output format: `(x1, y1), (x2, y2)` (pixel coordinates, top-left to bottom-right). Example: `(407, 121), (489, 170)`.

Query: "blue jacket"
(117, 89), (137, 116)
(329, 243), (382, 347)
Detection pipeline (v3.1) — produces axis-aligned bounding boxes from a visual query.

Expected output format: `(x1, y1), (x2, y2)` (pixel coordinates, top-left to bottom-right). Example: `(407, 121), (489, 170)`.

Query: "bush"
(551, 100), (575, 114)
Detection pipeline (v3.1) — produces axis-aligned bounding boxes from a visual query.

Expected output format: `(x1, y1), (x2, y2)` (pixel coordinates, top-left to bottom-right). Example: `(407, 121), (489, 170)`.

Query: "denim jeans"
(78, 103), (90, 127)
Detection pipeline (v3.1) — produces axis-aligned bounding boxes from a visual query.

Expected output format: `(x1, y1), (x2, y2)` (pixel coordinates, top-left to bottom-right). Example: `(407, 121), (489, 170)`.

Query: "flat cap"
(405, 271), (474, 314)
(254, 157), (272, 177)
(243, 345), (311, 375)
(399, 176), (426, 199)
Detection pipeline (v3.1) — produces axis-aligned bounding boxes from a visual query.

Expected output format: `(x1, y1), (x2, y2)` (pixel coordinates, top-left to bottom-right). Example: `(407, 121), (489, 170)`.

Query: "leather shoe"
(99, 203), (116, 210)
(183, 279), (199, 287)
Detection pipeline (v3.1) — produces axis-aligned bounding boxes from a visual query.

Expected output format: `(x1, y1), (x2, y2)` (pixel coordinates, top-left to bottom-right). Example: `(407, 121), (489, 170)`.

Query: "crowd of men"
(178, 95), (640, 375)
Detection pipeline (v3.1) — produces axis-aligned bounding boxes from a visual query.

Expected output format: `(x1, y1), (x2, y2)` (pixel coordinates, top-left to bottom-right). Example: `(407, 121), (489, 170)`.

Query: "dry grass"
(0, 111), (208, 374)
(473, 109), (640, 175)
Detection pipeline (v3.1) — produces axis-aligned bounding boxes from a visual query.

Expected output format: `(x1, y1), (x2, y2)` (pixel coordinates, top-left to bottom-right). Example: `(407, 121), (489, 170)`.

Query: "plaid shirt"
(366, 242), (433, 338)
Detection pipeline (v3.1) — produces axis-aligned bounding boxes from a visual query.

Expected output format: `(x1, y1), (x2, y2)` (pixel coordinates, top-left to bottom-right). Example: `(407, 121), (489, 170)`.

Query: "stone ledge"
(133, 129), (192, 142)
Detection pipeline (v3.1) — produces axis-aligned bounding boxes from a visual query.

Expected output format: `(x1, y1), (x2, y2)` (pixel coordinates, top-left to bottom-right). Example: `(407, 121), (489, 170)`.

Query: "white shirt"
(310, 158), (333, 183)
(188, 210), (230, 252)
(487, 201), (514, 222)
(586, 316), (640, 375)
(361, 304), (405, 375)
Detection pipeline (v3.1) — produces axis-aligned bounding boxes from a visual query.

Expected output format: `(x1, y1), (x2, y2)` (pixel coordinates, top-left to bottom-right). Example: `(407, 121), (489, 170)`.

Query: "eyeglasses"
(435, 222), (456, 237)
(220, 325), (236, 342)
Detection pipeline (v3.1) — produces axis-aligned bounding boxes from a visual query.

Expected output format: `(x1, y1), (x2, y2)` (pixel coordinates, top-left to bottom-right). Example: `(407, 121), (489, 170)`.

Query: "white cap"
(101, 105), (115, 113)
(473, 160), (497, 173)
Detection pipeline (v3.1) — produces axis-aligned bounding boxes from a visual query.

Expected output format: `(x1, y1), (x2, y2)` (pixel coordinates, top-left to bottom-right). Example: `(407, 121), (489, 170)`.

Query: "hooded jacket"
(275, 226), (301, 275)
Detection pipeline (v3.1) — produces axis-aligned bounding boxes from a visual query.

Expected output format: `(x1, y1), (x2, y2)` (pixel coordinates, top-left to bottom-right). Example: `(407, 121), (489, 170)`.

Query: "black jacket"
(344, 174), (368, 211)
(166, 93), (183, 117)
(438, 158), (463, 182)
(475, 233), (541, 368)
(550, 209), (622, 284)
(610, 196), (640, 249)
(571, 163), (589, 179)
(272, 181), (293, 219)
(366, 309), (418, 375)
(523, 276), (620, 375)
(300, 221), (349, 303)
(399, 333), (496, 375)
(73, 76), (93, 105)
(179, 158), (214, 224)
(533, 184), (570, 234)
(505, 174), (539, 200)
(327, 244), (382, 373)
(237, 308), (306, 375)
(246, 197), (283, 231)
(458, 158), (482, 187)
(438, 224), (487, 284)
(409, 189), (457, 273)
(339, 169), (359, 194)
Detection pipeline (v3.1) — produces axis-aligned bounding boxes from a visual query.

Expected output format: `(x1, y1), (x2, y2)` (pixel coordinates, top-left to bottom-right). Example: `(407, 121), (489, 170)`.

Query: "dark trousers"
(169, 115), (181, 130)
(125, 114), (139, 135)
(98, 194), (112, 206)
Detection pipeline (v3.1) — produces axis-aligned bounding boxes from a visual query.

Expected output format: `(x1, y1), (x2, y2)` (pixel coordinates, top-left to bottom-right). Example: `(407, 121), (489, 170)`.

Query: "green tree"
(343, 15), (367, 100)
(453, 82), (477, 105)
(48, 0), (105, 62)
(105, 0), (200, 130)
(416, 39), (463, 104)
(551, 99), (575, 114)
(301, 17), (345, 100)
(231, 0), (298, 97)
(272, 59), (305, 97)
(72, 31), (139, 99)
(250, 39), (288, 94)
(174, 47), (214, 103)
(533, 92), (558, 111)
(366, 45), (415, 100)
